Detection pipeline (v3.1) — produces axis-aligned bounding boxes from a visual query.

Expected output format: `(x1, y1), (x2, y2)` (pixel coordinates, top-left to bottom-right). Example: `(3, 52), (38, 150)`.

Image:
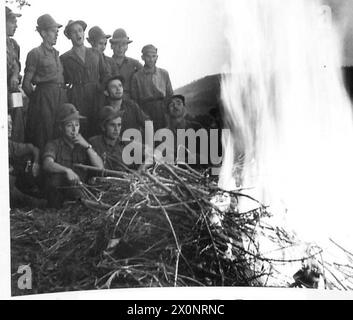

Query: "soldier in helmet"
(61, 20), (109, 138)
(108, 28), (143, 99)
(6, 7), (21, 94)
(22, 14), (67, 150)
(6, 6), (24, 142)
(87, 26), (113, 74)
(89, 106), (125, 170)
(42, 103), (103, 208)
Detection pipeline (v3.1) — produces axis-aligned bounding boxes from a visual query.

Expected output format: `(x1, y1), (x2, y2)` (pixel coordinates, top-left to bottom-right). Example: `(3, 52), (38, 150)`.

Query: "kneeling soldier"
(42, 103), (103, 208)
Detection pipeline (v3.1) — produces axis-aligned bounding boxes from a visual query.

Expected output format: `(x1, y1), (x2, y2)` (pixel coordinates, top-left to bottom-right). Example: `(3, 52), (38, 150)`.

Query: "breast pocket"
(40, 56), (57, 76)
(58, 152), (74, 169)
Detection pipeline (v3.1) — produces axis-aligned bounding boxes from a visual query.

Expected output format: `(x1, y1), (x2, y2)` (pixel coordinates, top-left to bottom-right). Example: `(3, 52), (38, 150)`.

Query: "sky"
(6, 0), (353, 87)
(6, 0), (228, 89)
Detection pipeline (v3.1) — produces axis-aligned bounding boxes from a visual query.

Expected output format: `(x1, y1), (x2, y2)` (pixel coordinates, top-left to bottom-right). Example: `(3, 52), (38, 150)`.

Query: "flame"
(220, 0), (353, 247)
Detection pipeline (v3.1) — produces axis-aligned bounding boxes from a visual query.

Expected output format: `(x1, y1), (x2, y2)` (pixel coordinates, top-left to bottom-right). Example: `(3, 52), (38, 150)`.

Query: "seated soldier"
(42, 103), (104, 208)
(104, 75), (150, 132)
(89, 106), (125, 170)
(165, 94), (204, 165)
(103, 75), (154, 153)
(8, 114), (46, 208)
(90, 106), (149, 171)
(166, 94), (202, 132)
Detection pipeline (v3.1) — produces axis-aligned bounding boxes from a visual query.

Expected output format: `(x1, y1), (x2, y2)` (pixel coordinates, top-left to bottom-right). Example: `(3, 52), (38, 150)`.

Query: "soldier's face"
(96, 38), (107, 54)
(63, 120), (80, 140)
(168, 98), (185, 118)
(142, 52), (158, 69)
(6, 17), (17, 37)
(112, 42), (128, 57)
(70, 24), (85, 47)
(107, 79), (124, 100)
(43, 27), (59, 46)
(104, 117), (122, 140)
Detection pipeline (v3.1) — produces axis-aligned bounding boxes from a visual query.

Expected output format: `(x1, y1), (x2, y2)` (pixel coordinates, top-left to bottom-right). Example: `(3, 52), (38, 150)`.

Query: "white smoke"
(220, 0), (353, 247)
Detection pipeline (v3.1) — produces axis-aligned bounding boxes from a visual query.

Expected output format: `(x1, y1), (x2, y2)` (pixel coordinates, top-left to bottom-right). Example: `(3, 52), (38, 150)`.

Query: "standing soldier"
(6, 6), (24, 142)
(87, 26), (113, 115)
(131, 44), (173, 131)
(87, 26), (113, 74)
(22, 14), (67, 150)
(108, 28), (142, 99)
(61, 20), (109, 138)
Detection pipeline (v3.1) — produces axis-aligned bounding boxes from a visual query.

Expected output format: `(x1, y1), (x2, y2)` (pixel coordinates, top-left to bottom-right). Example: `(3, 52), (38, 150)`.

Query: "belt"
(36, 82), (67, 89)
(71, 81), (97, 86)
(141, 97), (165, 104)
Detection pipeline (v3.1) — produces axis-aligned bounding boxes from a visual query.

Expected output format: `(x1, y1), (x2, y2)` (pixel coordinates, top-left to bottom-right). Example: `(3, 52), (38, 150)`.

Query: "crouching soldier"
(89, 106), (125, 170)
(8, 115), (46, 208)
(42, 103), (104, 208)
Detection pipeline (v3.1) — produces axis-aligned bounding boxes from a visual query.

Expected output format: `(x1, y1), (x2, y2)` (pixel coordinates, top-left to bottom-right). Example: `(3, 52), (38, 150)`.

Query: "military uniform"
(107, 56), (142, 98)
(61, 47), (109, 138)
(25, 43), (67, 150)
(9, 140), (45, 208)
(42, 137), (91, 208)
(7, 35), (25, 142)
(110, 98), (150, 133)
(89, 135), (125, 170)
(131, 67), (173, 131)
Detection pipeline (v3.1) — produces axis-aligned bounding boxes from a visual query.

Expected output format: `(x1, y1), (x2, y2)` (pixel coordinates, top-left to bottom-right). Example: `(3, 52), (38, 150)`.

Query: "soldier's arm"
(98, 52), (110, 87)
(43, 156), (81, 183)
(165, 71), (173, 98)
(22, 50), (38, 97)
(9, 63), (20, 92)
(72, 134), (104, 169)
(130, 74), (139, 103)
(9, 40), (21, 91)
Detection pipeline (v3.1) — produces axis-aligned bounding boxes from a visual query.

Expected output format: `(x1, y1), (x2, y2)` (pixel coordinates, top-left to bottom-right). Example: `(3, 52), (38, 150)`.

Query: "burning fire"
(220, 0), (353, 249)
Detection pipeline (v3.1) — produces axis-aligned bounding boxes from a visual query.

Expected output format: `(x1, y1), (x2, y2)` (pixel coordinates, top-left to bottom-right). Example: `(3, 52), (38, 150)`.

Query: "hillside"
(175, 74), (222, 117)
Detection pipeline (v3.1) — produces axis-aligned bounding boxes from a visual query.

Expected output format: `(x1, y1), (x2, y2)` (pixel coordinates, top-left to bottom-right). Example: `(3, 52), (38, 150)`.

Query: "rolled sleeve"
(135, 102), (150, 125)
(42, 141), (58, 161)
(165, 71), (173, 98)
(8, 141), (32, 159)
(24, 49), (39, 75)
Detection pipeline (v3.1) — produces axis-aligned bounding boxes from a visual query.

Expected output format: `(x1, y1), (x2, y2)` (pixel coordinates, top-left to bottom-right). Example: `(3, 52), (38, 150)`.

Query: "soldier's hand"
(10, 75), (19, 92)
(137, 163), (153, 172)
(65, 168), (80, 184)
(32, 162), (40, 178)
(72, 134), (88, 148)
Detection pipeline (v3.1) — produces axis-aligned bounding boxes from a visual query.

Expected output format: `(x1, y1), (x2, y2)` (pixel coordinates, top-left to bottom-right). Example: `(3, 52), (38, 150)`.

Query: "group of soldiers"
(6, 7), (202, 209)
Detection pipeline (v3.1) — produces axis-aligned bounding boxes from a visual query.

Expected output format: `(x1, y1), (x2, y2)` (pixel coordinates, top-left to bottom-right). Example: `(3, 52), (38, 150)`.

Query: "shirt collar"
(143, 66), (157, 75)
(103, 135), (121, 147)
(61, 136), (75, 149)
(120, 99), (128, 111)
(41, 42), (56, 55)
(168, 117), (187, 130)
(112, 55), (128, 65)
(108, 99), (127, 112)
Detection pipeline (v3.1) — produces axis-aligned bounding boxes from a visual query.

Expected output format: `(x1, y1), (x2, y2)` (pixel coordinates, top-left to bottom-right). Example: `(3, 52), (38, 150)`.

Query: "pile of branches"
(10, 162), (352, 295)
